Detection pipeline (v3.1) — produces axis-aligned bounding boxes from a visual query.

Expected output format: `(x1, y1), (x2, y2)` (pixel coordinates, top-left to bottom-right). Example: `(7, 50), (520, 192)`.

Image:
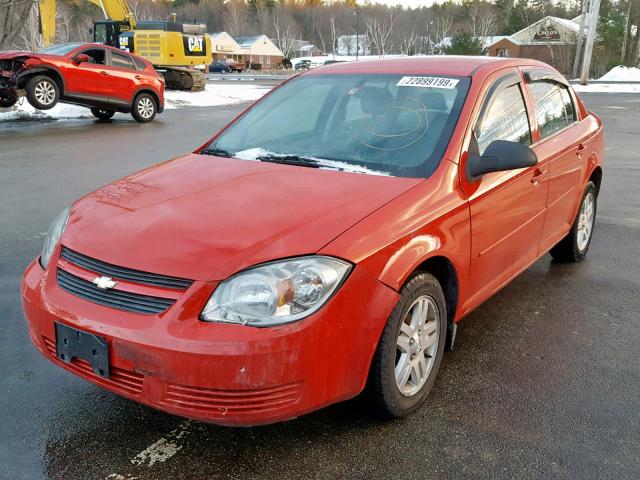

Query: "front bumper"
(21, 253), (397, 426)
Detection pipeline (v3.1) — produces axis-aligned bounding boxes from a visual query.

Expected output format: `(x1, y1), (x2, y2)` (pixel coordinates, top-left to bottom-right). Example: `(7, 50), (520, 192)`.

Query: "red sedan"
(0, 43), (164, 122)
(21, 57), (604, 426)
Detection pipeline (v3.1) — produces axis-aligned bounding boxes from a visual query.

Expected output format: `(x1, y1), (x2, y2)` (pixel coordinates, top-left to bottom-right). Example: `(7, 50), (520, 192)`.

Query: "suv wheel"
(26, 75), (59, 110)
(366, 272), (447, 418)
(0, 93), (18, 108)
(131, 93), (157, 123)
(90, 108), (115, 120)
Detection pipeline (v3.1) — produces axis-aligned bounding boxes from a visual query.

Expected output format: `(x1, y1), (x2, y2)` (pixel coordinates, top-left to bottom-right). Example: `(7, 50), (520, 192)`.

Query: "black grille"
(60, 247), (193, 290)
(57, 269), (175, 315)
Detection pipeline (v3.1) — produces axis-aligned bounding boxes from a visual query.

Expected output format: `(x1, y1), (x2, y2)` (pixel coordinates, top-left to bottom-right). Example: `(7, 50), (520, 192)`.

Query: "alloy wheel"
(577, 191), (595, 251)
(395, 295), (440, 397)
(137, 97), (154, 119)
(35, 81), (56, 105)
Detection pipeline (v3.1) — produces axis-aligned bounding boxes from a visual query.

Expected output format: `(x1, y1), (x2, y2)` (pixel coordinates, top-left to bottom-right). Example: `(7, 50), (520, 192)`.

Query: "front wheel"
(0, 93), (18, 108)
(26, 75), (59, 110)
(550, 181), (598, 262)
(90, 108), (115, 120)
(131, 93), (157, 123)
(366, 272), (447, 418)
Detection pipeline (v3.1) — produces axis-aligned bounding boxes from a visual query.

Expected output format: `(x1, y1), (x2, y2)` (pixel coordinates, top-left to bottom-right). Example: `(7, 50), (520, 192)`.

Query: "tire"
(0, 93), (18, 108)
(131, 93), (157, 123)
(366, 272), (447, 418)
(550, 181), (598, 262)
(90, 108), (115, 120)
(26, 75), (59, 110)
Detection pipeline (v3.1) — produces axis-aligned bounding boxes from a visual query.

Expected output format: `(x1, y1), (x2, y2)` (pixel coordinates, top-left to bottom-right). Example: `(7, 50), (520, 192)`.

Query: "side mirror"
(467, 140), (537, 180)
(74, 53), (90, 64)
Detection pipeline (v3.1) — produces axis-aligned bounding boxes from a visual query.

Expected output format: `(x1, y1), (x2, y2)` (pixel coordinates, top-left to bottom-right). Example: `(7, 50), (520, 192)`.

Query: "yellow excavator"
(38, 0), (212, 91)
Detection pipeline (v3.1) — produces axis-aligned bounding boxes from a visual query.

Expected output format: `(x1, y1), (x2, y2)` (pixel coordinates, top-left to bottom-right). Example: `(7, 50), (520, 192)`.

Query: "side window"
(529, 81), (574, 139)
(111, 51), (135, 70)
(477, 83), (531, 155)
(79, 49), (105, 65)
(558, 85), (577, 123)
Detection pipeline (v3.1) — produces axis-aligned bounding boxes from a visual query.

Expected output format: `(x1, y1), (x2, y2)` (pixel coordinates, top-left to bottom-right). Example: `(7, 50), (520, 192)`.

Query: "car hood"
(63, 154), (422, 281)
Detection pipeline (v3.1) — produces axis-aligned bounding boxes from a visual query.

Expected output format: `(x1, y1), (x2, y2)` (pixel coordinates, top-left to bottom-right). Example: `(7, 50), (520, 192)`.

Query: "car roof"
(305, 56), (554, 78)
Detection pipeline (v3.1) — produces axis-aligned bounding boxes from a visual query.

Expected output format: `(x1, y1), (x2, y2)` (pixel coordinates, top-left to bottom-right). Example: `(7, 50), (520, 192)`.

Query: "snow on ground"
(599, 65), (640, 82)
(0, 84), (271, 122)
(291, 54), (406, 69)
(164, 83), (270, 109)
(573, 83), (640, 93)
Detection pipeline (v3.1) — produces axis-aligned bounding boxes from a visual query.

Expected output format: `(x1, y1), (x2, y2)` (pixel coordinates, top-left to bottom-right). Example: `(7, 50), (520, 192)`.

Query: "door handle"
(99, 71), (109, 76)
(577, 143), (585, 158)
(135, 75), (142, 80)
(531, 168), (545, 186)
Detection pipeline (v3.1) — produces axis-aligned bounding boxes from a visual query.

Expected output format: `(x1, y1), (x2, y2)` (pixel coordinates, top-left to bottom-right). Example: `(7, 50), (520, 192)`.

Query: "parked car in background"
(0, 42), (164, 122)
(295, 59), (311, 71)
(209, 58), (243, 73)
(22, 57), (604, 426)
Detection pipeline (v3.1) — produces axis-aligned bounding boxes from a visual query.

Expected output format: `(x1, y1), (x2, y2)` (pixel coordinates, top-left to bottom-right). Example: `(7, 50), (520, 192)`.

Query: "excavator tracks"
(160, 67), (207, 92)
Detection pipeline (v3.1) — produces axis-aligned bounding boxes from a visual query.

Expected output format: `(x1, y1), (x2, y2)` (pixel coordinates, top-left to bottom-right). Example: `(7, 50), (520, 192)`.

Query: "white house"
(336, 35), (370, 56)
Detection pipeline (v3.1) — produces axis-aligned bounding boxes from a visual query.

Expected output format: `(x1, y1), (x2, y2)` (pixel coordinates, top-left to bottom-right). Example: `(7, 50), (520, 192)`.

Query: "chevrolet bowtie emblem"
(93, 276), (117, 290)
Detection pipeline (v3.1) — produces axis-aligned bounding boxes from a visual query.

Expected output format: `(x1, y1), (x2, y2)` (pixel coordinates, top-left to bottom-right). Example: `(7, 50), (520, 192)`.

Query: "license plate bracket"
(55, 322), (110, 378)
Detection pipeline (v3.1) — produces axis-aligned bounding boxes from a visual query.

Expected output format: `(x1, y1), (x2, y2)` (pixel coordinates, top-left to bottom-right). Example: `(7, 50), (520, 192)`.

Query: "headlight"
(201, 256), (351, 327)
(40, 207), (70, 269)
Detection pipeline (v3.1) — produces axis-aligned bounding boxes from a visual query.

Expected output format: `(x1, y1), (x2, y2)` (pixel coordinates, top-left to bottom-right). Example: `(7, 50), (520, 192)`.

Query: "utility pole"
(580, 0), (600, 85)
(572, 0), (588, 79)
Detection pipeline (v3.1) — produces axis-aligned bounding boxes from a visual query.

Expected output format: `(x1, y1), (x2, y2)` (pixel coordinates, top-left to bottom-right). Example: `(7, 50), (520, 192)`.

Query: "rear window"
(204, 74), (470, 178)
(133, 57), (147, 71)
(111, 51), (135, 70)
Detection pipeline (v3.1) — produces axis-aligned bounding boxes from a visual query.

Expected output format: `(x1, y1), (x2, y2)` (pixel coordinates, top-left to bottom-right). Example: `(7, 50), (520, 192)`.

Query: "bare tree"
(1, 0), (33, 49)
(272, 16), (296, 59)
(224, 0), (248, 36)
(366, 10), (395, 56)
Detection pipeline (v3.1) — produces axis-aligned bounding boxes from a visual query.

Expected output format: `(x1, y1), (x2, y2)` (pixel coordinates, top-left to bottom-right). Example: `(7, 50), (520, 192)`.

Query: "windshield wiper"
(256, 154), (320, 168)
(201, 147), (232, 158)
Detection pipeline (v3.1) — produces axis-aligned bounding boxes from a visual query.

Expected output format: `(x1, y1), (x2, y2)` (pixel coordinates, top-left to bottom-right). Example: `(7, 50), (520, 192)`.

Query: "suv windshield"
(38, 43), (83, 55)
(204, 73), (470, 178)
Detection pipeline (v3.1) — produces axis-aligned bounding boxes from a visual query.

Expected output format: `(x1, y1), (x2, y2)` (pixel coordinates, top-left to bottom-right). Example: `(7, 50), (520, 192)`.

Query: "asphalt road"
(1, 94), (639, 480)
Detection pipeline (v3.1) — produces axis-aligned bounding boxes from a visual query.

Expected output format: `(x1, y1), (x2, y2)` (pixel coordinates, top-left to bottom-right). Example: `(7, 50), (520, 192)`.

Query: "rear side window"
(529, 82), (576, 139)
(111, 51), (135, 70)
(477, 83), (531, 155)
(134, 58), (147, 71)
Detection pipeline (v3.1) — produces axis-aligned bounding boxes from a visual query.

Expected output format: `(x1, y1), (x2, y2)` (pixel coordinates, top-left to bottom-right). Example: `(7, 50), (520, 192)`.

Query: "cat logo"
(187, 37), (204, 53)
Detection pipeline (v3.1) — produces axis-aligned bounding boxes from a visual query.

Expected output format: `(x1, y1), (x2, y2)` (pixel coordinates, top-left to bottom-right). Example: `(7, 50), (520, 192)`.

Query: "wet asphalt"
(0, 93), (639, 480)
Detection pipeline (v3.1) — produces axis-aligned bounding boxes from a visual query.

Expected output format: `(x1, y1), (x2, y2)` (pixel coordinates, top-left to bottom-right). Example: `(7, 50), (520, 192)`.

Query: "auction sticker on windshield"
(396, 76), (460, 89)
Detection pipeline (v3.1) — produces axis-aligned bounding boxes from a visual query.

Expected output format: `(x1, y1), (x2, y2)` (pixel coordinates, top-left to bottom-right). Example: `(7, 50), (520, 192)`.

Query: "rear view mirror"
(74, 54), (90, 64)
(467, 140), (537, 180)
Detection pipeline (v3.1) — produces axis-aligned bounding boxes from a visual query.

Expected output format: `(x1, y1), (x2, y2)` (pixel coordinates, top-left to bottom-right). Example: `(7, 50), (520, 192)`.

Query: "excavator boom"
(39, 0), (136, 47)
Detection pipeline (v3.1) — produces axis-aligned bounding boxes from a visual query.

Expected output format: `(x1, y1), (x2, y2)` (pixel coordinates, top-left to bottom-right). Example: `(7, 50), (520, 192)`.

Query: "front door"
(460, 69), (550, 310)
(66, 48), (109, 102)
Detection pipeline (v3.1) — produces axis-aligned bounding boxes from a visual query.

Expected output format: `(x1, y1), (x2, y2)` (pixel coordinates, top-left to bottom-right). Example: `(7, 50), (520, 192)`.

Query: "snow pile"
(0, 100), (92, 122)
(164, 84), (271, 109)
(599, 65), (640, 81)
(0, 84), (271, 122)
(233, 147), (391, 176)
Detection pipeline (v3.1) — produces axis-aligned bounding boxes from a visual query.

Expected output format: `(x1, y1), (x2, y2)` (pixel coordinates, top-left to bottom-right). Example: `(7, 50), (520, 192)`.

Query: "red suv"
(0, 42), (164, 122)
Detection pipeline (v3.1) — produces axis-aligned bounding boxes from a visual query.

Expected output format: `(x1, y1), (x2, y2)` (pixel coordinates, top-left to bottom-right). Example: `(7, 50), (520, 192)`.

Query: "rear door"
(66, 47), (109, 101)
(105, 49), (139, 108)
(460, 69), (550, 309)
(522, 69), (590, 252)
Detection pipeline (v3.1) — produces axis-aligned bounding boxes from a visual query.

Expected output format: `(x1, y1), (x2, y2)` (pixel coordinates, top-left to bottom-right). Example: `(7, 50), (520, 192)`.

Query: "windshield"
(38, 43), (83, 55)
(204, 73), (470, 178)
